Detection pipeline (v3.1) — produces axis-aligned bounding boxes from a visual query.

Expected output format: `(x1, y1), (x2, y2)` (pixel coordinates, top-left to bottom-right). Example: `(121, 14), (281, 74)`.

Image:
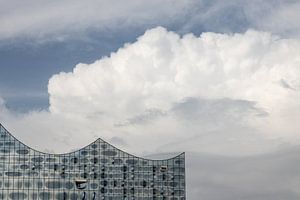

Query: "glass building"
(0, 124), (185, 200)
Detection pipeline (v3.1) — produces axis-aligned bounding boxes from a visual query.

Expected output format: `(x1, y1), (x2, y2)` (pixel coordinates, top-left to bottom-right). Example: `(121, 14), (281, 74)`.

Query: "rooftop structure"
(0, 124), (185, 200)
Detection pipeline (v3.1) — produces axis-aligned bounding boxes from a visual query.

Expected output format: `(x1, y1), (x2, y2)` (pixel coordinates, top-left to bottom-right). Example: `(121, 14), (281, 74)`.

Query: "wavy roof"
(0, 123), (184, 161)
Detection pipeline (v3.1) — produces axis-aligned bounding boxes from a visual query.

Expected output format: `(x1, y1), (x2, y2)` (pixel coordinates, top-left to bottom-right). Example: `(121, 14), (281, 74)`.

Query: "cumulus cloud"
(1, 27), (299, 155)
(34, 27), (300, 155)
(1, 26), (300, 200)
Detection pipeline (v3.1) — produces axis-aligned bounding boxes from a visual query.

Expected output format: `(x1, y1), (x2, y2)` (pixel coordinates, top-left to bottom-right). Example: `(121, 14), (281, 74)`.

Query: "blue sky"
(0, 28), (143, 111)
(1, 0), (294, 112)
(1, 0), (300, 199)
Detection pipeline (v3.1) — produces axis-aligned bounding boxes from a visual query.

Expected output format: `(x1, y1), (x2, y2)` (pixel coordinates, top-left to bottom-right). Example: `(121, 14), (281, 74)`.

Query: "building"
(0, 124), (186, 200)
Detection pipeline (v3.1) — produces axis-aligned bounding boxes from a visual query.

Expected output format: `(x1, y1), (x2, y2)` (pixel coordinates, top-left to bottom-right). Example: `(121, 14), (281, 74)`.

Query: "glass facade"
(0, 124), (185, 200)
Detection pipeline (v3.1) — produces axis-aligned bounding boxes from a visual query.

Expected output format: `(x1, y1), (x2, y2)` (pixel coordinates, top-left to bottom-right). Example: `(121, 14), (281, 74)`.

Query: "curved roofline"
(0, 123), (184, 161)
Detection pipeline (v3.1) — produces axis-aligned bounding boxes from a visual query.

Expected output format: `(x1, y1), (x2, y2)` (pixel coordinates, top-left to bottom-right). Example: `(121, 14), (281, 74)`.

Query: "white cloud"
(45, 27), (300, 155)
(1, 27), (300, 156)
(1, 26), (300, 200)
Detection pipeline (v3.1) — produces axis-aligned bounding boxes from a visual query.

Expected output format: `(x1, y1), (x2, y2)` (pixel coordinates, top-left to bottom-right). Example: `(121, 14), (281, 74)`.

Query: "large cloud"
(1, 27), (300, 155)
(24, 27), (297, 155)
(1, 26), (300, 200)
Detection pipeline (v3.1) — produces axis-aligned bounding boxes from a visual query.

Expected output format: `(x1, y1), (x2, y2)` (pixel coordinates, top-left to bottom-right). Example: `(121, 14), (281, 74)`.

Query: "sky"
(0, 0), (300, 199)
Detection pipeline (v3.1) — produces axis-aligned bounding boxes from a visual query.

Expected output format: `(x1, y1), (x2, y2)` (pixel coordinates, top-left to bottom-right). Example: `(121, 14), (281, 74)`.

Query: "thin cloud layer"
(0, 0), (193, 41)
(1, 0), (300, 42)
(186, 148), (300, 200)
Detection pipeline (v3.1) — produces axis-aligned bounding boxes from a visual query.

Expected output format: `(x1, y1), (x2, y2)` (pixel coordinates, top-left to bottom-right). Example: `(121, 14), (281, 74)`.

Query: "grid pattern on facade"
(0, 124), (185, 200)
